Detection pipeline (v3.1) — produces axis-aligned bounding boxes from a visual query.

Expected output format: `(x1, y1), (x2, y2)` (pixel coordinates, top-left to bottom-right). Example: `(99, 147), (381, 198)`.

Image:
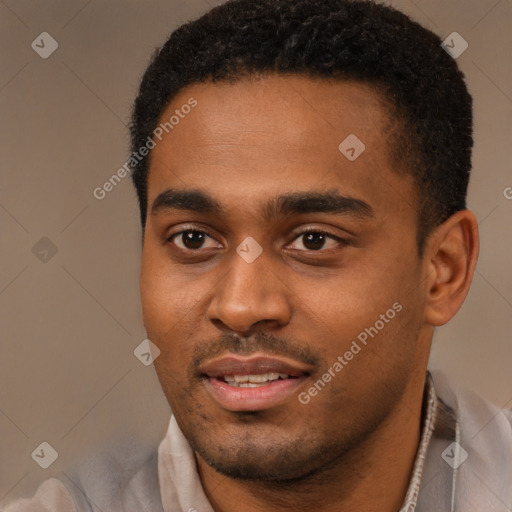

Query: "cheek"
(140, 250), (186, 343)
(140, 264), (169, 334)
(140, 261), (195, 402)
(295, 265), (400, 330)
(139, 252), (211, 376)
(296, 251), (422, 360)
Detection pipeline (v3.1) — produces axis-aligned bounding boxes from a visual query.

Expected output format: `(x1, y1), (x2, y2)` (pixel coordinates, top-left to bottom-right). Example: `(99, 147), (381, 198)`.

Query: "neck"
(196, 370), (428, 512)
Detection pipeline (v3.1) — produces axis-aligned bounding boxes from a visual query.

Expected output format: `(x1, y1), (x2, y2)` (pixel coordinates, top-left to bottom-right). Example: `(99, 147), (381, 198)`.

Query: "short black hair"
(130, 0), (473, 253)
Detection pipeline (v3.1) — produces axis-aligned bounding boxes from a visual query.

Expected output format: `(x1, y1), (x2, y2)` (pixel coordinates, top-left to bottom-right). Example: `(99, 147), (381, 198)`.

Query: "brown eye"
(170, 230), (218, 250)
(302, 232), (327, 250)
(289, 230), (341, 251)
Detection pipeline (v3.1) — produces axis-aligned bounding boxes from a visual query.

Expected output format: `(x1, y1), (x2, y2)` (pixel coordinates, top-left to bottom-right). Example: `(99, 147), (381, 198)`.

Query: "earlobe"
(423, 210), (479, 326)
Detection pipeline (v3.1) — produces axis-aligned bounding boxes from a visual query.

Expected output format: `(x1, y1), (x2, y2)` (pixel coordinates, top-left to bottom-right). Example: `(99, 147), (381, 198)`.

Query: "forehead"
(146, 75), (414, 220)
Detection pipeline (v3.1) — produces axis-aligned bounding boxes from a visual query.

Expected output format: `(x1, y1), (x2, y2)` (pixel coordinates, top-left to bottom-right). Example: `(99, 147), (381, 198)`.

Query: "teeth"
(222, 373), (290, 387)
(248, 374), (269, 383)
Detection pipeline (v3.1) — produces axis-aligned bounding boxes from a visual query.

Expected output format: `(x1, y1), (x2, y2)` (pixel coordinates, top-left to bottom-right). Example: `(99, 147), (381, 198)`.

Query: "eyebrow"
(150, 188), (374, 220)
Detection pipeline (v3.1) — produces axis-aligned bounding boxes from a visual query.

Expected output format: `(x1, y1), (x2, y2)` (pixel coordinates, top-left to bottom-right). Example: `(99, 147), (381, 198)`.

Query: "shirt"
(3, 370), (512, 511)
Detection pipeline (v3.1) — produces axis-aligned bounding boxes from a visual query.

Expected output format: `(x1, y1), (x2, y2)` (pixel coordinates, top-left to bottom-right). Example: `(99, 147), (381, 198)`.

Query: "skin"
(140, 75), (479, 511)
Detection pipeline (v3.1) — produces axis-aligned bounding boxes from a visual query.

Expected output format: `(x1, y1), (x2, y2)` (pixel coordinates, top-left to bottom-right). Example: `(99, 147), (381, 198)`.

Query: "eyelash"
(166, 226), (348, 252)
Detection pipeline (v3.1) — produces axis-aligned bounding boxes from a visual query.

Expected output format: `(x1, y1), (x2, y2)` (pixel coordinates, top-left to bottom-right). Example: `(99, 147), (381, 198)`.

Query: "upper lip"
(199, 355), (312, 378)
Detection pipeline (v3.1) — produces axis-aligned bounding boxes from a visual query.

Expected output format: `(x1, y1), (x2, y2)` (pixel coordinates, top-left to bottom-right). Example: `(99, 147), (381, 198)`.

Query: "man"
(5, 0), (511, 511)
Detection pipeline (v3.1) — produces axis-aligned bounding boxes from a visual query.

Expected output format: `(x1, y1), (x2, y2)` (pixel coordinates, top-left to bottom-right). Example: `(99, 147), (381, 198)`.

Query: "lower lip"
(204, 376), (307, 411)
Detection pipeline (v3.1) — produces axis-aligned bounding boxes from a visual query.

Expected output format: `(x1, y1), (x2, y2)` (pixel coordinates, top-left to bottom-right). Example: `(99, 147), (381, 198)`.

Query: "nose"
(206, 250), (292, 335)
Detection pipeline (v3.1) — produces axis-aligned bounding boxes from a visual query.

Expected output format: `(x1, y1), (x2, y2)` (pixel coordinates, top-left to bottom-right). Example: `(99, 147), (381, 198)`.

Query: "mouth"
(199, 355), (311, 411)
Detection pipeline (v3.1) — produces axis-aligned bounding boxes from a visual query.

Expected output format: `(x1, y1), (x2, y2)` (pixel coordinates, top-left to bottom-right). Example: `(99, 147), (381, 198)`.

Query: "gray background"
(1, 0), (511, 505)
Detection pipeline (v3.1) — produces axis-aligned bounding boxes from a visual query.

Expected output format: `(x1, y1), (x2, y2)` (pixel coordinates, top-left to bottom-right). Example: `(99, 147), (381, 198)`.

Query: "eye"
(169, 229), (220, 250)
(288, 230), (344, 251)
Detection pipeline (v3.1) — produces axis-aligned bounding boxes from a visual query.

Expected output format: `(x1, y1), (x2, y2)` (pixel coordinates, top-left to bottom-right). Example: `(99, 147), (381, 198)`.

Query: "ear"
(423, 210), (479, 326)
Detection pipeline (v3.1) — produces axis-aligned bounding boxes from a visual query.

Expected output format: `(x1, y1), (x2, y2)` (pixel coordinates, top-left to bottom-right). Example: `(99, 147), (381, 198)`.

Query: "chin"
(189, 422), (353, 483)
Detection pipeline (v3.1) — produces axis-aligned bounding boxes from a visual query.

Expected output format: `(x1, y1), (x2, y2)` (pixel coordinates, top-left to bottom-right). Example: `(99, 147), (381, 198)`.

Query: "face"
(140, 75), (431, 481)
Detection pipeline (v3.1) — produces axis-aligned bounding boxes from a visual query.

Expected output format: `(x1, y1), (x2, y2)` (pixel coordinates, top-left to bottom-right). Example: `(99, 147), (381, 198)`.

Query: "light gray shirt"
(3, 370), (512, 511)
